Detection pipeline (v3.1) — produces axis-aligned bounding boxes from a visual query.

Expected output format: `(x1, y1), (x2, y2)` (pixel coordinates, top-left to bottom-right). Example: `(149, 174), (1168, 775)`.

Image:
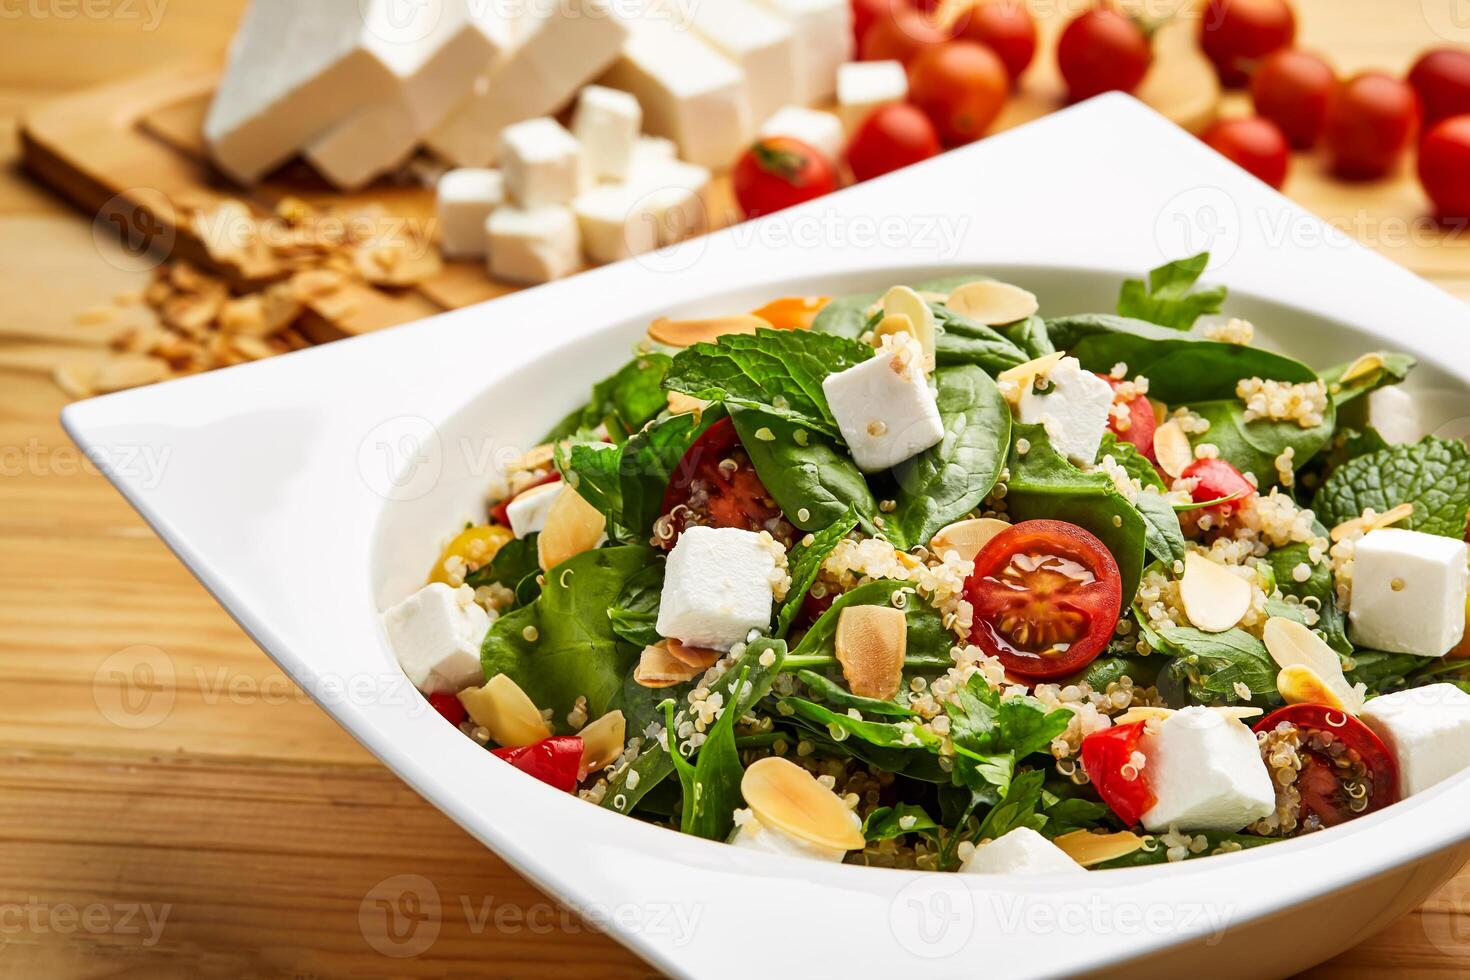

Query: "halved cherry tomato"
(1056, 9), (1152, 103)
(907, 41), (1009, 146)
(492, 735), (584, 792)
(1201, 116), (1291, 189)
(1324, 73), (1421, 181)
(846, 102), (943, 182)
(964, 520), (1123, 680)
(751, 296), (831, 332)
(951, 0), (1037, 84)
(1254, 705), (1399, 830)
(1097, 374), (1158, 462)
(658, 417), (792, 549)
(490, 471), (560, 528)
(1251, 48), (1336, 149)
(732, 138), (839, 219)
(1199, 0), (1296, 89)
(1180, 457), (1256, 519)
(1081, 721), (1155, 827)
(427, 691), (467, 725)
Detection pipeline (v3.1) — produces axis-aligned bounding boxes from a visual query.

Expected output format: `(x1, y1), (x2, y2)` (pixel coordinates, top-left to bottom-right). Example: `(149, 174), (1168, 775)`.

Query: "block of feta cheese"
(837, 60), (908, 133)
(1349, 528), (1470, 657)
(500, 118), (584, 207)
(305, 1), (512, 190)
(752, 0), (853, 104)
(1361, 684), (1470, 796)
(656, 526), (778, 650)
(597, 12), (752, 169)
(822, 334), (944, 473)
(572, 86), (642, 181)
(436, 169), (505, 259)
(1140, 707), (1276, 832)
(427, 0), (629, 167)
(960, 827), (1085, 875)
(1366, 385), (1425, 446)
(203, 0), (400, 184)
(381, 582), (491, 694)
(486, 204), (582, 285)
(505, 482), (563, 539)
(759, 105), (846, 163)
(729, 809), (859, 862)
(574, 151), (711, 263)
(656, 0), (799, 126)
(1017, 356), (1115, 466)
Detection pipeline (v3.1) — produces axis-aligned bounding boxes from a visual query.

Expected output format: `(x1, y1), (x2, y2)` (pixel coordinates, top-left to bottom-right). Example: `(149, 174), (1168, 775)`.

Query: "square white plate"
(65, 96), (1470, 979)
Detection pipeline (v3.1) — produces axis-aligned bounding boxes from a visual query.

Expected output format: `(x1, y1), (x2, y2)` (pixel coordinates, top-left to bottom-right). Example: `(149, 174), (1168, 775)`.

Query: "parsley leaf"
(1116, 253), (1226, 330)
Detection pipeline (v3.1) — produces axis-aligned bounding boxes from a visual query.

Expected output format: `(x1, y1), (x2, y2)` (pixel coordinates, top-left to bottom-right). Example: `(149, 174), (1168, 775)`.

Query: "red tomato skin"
(658, 416), (788, 547)
(951, 0), (1037, 83)
(1199, 0), (1296, 88)
(852, 0), (911, 52)
(1418, 115), (1470, 220)
(907, 41), (1010, 146)
(491, 471), (560, 528)
(1253, 705), (1399, 823)
(1408, 49), (1470, 129)
(846, 103), (942, 181)
(1098, 374), (1158, 462)
(733, 138), (839, 219)
(1081, 722), (1156, 827)
(1056, 10), (1152, 103)
(1201, 116), (1291, 189)
(428, 692), (467, 725)
(860, 7), (950, 65)
(1180, 457), (1256, 518)
(492, 736), (584, 792)
(1324, 73), (1422, 181)
(1250, 49), (1336, 149)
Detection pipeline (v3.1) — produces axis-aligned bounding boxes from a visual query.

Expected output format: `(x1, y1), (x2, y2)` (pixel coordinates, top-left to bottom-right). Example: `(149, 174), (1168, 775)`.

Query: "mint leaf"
(1314, 436), (1470, 539)
(1116, 253), (1226, 330)
(776, 510), (859, 638)
(544, 353), (671, 443)
(1156, 627), (1280, 708)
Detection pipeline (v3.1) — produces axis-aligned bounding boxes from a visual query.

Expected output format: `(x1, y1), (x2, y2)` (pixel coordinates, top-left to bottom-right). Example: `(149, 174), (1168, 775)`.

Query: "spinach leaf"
(974, 768), (1049, 843)
(1080, 655), (1162, 691)
(1093, 832), (1273, 868)
(465, 534), (541, 595)
(731, 409), (879, 536)
(888, 365), (1011, 548)
(555, 440), (628, 539)
(777, 511), (859, 637)
(1314, 436), (1470, 539)
(1134, 491), (1188, 566)
(618, 406), (722, 539)
(785, 580), (952, 672)
(809, 273), (993, 340)
(608, 561), (665, 648)
(1188, 396), (1336, 489)
(665, 671), (746, 841)
(1098, 432), (1167, 492)
(1116, 253), (1225, 330)
(1041, 792), (1110, 837)
(932, 306), (1029, 374)
(781, 697), (941, 752)
(796, 669), (917, 718)
(863, 803), (939, 842)
(1004, 423), (1149, 601)
(1156, 627), (1281, 708)
(480, 545), (651, 730)
(663, 328), (873, 438)
(997, 315), (1054, 360)
(1346, 650), (1424, 694)
(544, 353), (672, 443)
(1266, 527), (1348, 654)
(1320, 351), (1416, 407)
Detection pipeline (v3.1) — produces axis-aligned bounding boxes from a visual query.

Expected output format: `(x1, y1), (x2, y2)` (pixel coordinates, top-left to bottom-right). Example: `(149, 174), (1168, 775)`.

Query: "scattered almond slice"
(458, 674), (551, 747)
(1053, 830), (1147, 867)
(870, 313), (917, 349)
(577, 710), (626, 775)
(996, 351), (1065, 404)
(1337, 352), (1385, 385)
(633, 642), (703, 688)
(1214, 706), (1264, 721)
(1153, 419), (1194, 479)
(945, 280), (1039, 325)
(929, 518), (1009, 563)
(667, 391), (708, 417)
(537, 486), (606, 571)
(666, 638), (721, 670)
(880, 285), (937, 366)
(1114, 706), (1175, 726)
(741, 757), (865, 852)
(506, 444), (555, 473)
(1179, 552), (1253, 633)
(647, 314), (769, 348)
(834, 605), (906, 699)
(1262, 617), (1365, 714)
(351, 243), (443, 287)
(1276, 664), (1352, 713)
(92, 356), (170, 394)
(1330, 503), (1415, 543)
(53, 364), (98, 400)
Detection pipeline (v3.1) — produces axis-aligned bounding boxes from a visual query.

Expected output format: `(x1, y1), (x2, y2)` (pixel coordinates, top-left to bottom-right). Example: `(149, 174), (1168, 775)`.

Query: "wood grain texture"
(0, 1), (1467, 977)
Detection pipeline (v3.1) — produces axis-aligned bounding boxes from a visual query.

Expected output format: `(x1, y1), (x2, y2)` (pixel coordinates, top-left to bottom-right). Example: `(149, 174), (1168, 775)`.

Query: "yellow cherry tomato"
(428, 524), (514, 585)
(750, 296), (831, 332)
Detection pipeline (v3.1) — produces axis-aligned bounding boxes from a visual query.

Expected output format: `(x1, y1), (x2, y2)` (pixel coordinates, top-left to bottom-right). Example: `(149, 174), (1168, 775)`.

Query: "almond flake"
(1262, 617), (1365, 714)
(1338, 352), (1385, 385)
(458, 674), (552, 747)
(577, 710), (626, 775)
(647, 315), (769, 348)
(834, 605), (905, 699)
(945, 280), (1039, 325)
(996, 351), (1065, 404)
(741, 757), (865, 852)
(537, 486), (606, 571)
(1052, 830), (1146, 867)
(1330, 503), (1415, 543)
(666, 638), (721, 670)
(929, 518), (1009, 562)
(1179, 552), (1252, 633)
(1276, 664), (1352, 713)
(1153, 419), (1194, 479)
(880, 286), (936, 367)
(633, 642), (702, 688)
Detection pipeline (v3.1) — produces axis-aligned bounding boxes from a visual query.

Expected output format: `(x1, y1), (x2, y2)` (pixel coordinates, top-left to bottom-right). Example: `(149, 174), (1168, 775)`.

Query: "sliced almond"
(92, 356), (170, 394)
(741, 757), (865, 852)
(929, 518), (1010, 563)
(633, 642), (702, 688)
(880, 285), (936, 366)
(996, 351), (1065, 403)
(1153, 419), (1194, 479)
(1053, 830), (1147, 867)
(458, 674), (551, 747)
(537, 486), (606, 571)
(1276, 664), (1351, 712)
(834, 605), (906, 700)
(870, 313), (916, 348)
(945, 280), (1039, 325)
(1179, 553), (1252, 633)
(1113, 706), (1175, 726)
(506, 443), (555, 473)
(577, 709), (626, 775)
(1330, 502), (1415, 543)
(1214, 706), (1264, 721)
(1262, 617), (1365, 714)
(53, 364), (99, 400)
(1338, 352), (1385, 385)
(666, 638), (722, 670)
(648, 314), (769, 348)
(666, 391), (708, 417)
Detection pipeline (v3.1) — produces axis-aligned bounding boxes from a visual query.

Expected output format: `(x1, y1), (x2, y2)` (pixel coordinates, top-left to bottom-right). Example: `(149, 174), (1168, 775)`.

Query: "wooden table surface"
(2, 1), (1469, 977)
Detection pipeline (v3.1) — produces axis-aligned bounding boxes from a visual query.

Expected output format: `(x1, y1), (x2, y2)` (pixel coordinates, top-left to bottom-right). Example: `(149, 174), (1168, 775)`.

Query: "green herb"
(932, 306), (1029, 374)
(1314, 436), (1470, 539)
(973, 769), (1049, 843)
(1092, 832), (1273, 868)
(731, 409), (879, 536)
(555, 440), (629, 539)
(1080, 655), (1162, 691)
(1320, 351), (1416, 407)
(1265, 527), (1348, 654)
(996, 314), (1055, 360)
(796, 669), (917, 718)
(784, 580), (951, 672)
(777, 511), (859, 637)
(665, 672), (745, 841)
(863, 803), (939, 842)
(1156, 627), (1280, 708)
(780, 697), (941, 752)
(465, 534), (541, 595)
(608, 561), (665, 648)
(1116, 252), (1225, 330)
(1040, 792), (1110, 837)
(1347, 650), (1425, 694)
(544, 353), (672, 443)
(946, 675), (1073, 803)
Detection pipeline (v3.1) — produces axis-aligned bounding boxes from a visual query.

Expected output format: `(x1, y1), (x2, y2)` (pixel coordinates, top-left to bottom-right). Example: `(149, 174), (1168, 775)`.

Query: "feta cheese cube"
(822, 334), (944, 473)
(574, 154), (710, 263)
(1140, 707), (1276, 832)
(572, 86), (643, 181)
(1361, 684), (1470, 796)
(752, 0), (853, 104)
(660, 0), (800, 125)
(1017, 356), (1115, 466)
(959, 827), (1084, 875)
(436, 169), (505, 259)
(759, 105), (845, 164)
(487, 204), (582, 284)
(505, 483), (563, 539)
(1349, 528), (1469, 656)
(656, 526), (777, 650)
(381, 583), (491, 694)
(729, 809), (857, 862)
(837, 60), (908, 133)
(500, 118), (584, 208)
(1367, 385), (1424, 446)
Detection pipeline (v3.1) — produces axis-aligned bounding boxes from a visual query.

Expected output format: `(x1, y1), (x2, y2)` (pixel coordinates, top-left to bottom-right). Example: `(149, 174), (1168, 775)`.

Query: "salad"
(382, 254), (1470, 873)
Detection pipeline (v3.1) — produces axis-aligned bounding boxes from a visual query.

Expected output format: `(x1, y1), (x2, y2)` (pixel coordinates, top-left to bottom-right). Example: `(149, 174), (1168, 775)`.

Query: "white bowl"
(64, 96), (1470, 979)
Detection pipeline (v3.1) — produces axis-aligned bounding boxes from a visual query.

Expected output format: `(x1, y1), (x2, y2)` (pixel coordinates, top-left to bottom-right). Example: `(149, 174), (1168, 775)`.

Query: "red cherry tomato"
(732, 137), (838, 219)
(1408, 48), (1470, 129)
(851, 0), (911, 52)
(846, 102), (942, 181)
(1251, 48), (1335, 149)
(1056, 9), (1152, 103)
(428, 691), (467, 725)
(1324, 73), (1421, 180)
(1097, 374), (1158, 462)
(1199, 0), (1296, 88)
(1180, 457), (1256, 518)
(491, 471), (560, 528)
(1419, 115), (1470, 220)
(1081, 721), (1156, 827)
(1201, 116), (1291, 189)
(658, 417), (791, 548)
(1254, 705), (1399, 829)
(951, 0), (1037, 83)
(860, 6), (950, 65)
(907, 41), (1009, 146)
(492, 735), (584, 792)
(964, 520), (1123, 680)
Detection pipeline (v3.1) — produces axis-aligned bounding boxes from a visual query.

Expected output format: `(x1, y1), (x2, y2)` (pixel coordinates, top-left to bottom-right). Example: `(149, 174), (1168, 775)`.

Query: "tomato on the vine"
(907, 40), (1009, 145)
(1251, 48), (1335, 149)
(1081, 721), (1156, 827)
(964, 520), (1123, 680)
(732, 137), (839, 218)
(658, 417), (792, 548)
(1418, 115), (1470, 220)
(846, 102), (942, 181)
(492, 736), (584, 792)
(1056, 9), (1152, 103)
(951, 0), (1037, 83)
(1254, 705), (1399, 830)
(1098, 374), (1157, 461)
(1324, 73), (1421, 180)
(1199, 0), (1296, 88)
(1180, 457), (1256, 519)
(1408, 48), (1470, 129)
(1201, 116), (1291, 189)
